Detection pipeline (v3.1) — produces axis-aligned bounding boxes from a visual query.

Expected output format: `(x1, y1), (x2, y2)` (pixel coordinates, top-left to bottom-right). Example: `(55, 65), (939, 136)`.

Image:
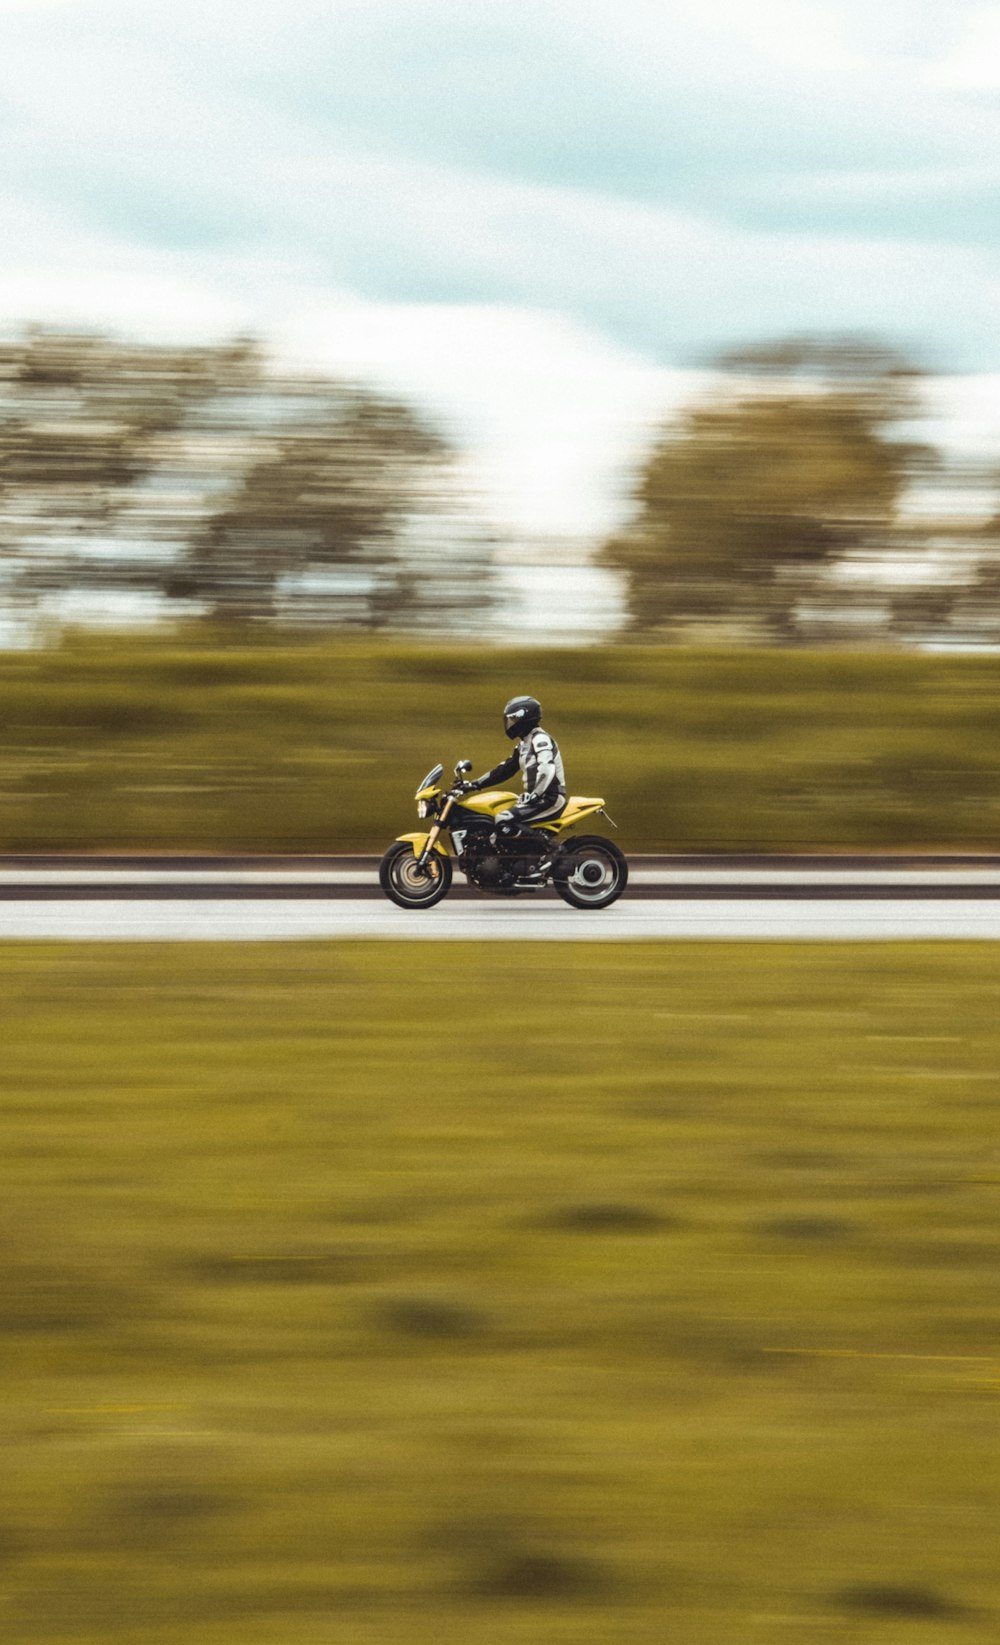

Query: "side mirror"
(455, 759), (473, 776)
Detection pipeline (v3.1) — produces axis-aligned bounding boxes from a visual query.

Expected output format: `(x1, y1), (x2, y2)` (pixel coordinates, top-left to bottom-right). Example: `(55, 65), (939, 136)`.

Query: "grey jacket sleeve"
(472, 748), (520, 789)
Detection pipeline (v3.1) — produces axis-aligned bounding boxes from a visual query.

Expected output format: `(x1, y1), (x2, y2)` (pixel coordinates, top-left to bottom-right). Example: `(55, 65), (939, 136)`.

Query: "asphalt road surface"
(4, 856), (1000, 939)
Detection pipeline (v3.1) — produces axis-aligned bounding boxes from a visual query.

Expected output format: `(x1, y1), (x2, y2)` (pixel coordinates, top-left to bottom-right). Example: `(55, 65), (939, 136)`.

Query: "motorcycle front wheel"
(554, 835), (628, 910)
(379, 842), (453, 909)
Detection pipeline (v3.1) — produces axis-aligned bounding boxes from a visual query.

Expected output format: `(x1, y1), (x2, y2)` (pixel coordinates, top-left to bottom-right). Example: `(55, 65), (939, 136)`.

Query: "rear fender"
(396, 831), (450, 857)
(549, 797), (606, 832)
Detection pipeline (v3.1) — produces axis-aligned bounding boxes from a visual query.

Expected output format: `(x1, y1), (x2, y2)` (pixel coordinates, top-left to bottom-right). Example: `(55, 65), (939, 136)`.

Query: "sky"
(3, 0), (1000, 536)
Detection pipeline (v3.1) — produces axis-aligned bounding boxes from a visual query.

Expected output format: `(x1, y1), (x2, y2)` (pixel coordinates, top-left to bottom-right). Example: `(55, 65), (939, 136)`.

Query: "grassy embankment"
(3, 940), (1000, 1643)
(2, 631), (1000, 851)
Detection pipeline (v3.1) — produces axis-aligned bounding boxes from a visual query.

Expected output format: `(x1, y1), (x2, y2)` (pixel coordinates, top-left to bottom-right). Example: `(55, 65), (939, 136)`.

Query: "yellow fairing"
(543, 796), (606, 832)
(396, 831), (450, 856)
(457, 792), (606, 832)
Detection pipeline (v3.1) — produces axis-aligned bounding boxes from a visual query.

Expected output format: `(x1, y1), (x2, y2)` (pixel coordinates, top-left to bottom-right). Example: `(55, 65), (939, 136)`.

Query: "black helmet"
(503, 695), (542, 741)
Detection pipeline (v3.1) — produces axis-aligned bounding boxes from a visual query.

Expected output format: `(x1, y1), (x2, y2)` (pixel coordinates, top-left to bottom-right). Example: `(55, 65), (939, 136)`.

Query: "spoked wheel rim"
(564, 845), (621, 904)
(391, 853), (445, 902)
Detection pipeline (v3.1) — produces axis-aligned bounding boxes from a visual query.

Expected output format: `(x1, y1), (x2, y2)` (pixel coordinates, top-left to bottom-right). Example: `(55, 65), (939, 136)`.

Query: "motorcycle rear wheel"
(379, 842), (453, 909)
(554, 835), (628, 910)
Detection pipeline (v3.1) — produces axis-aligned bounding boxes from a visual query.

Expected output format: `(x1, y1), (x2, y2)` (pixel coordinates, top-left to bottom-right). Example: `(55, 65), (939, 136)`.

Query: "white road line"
(3, 868), (1000, 888)
(0, 869), (377, 887)
(632, 870), (1000, 887)
(3, 898), (1000, 940)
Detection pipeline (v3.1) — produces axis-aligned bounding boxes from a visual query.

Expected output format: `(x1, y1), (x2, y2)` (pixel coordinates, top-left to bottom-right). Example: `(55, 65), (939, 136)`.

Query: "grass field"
(4, 631), (1000, 851)
(2, 940), (999, 1643)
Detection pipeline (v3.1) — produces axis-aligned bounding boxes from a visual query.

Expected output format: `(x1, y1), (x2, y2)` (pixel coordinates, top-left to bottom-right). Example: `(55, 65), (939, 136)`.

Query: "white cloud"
(924, 373), (1000, 461)
(673, 0), (861, 72)
(4, 140), (1000, 535)
(2, 0), (1000, 541)
(0, 202), (692, 538)
(927, 5), (1000, 88)
(279, 300), (704, 536)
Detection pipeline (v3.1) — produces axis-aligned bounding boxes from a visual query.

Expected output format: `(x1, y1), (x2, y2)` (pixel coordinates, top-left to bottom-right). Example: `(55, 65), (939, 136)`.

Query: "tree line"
(1, 327), (997, 646)
(0, 328), (493, 636)
(603, 338), (999, 646)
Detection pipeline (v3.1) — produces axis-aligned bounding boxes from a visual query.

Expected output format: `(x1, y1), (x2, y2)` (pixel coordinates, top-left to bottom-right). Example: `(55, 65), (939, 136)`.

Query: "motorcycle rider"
(465, 697), (566, 863)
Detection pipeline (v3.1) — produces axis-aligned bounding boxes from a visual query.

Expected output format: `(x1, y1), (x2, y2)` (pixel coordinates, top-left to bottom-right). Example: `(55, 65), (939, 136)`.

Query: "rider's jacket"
(475, 726), (566, 821)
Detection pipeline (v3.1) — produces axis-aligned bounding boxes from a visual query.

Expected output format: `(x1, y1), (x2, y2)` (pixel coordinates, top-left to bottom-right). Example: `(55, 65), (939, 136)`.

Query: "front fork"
(417, 794), (456, 870)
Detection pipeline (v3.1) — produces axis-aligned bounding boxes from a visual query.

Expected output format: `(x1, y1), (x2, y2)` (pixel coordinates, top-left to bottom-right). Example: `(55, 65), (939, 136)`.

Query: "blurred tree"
(0, 328), (492, 637)
(0, 329), (260, 506)
(0, 329), (264, 615)
(176, 387), (457, 626)
(602, 337), (931, 642)
(936, 520), (1000, 648)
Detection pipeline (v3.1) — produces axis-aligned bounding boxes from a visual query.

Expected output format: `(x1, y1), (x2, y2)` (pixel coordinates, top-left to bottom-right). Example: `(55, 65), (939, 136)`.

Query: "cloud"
(928, 5), (1000, 89)
(0, 183), (697, 536)
(1, 0), (1000, 553)
(5, 2), (998, 211)
(277, 299), (704, 536)
(5, 107), (999, 369)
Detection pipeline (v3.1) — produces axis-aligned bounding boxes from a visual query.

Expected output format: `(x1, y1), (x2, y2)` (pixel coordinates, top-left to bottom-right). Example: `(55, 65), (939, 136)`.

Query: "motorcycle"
(379, 759), (628, 911)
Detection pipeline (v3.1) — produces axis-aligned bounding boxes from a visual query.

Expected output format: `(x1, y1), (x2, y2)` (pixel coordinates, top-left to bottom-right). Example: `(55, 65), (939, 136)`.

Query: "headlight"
(417, 800), (429, 818)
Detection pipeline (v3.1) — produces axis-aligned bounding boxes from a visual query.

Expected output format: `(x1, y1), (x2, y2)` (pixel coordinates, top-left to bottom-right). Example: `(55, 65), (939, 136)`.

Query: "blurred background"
(4, 6), (1000, 1644)
(4, 2), (1000, 855)
(3, 0), (1000, 657)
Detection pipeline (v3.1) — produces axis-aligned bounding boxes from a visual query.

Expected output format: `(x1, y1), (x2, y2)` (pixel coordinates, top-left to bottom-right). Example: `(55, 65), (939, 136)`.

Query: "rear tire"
(379, 842), (453, 909)
(554, 836), (628, 910)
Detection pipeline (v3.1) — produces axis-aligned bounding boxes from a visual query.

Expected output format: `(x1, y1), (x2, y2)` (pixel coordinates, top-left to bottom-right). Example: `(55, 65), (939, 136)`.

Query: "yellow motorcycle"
(379, 759), (628, 910)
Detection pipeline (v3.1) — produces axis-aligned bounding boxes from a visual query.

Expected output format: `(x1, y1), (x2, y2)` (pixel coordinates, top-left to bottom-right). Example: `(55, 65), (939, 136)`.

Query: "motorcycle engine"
(461, 830), (545, 890)
(461, 834), (513, 889)
(463, 822), (549, 888)
(474, 851), (506, 887)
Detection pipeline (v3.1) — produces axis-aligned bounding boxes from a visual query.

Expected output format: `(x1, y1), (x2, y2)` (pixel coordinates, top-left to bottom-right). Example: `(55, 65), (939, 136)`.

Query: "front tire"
(554, 836), (628, 910)
(379, 842), (453, 909)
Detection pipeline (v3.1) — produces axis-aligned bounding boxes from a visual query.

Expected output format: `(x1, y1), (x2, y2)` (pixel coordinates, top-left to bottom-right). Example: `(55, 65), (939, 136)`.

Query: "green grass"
(3, 630), (1000, 850)
(2, 940), (999, 1642)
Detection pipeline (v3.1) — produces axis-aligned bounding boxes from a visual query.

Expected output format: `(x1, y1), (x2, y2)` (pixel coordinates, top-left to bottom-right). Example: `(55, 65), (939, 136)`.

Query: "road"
(3, 856), (1000, 939)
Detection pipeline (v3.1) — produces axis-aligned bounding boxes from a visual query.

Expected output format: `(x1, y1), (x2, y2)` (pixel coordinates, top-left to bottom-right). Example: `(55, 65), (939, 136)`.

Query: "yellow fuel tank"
(457, 789), (519, 817)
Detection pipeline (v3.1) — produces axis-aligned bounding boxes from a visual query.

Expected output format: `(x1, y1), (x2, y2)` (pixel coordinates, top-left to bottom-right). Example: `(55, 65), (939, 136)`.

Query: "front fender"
(395, 831), (450, 857)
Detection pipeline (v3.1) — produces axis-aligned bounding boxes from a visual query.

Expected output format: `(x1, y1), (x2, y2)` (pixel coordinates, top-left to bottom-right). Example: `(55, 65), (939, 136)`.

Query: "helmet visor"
(504, 713), (521, 734)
